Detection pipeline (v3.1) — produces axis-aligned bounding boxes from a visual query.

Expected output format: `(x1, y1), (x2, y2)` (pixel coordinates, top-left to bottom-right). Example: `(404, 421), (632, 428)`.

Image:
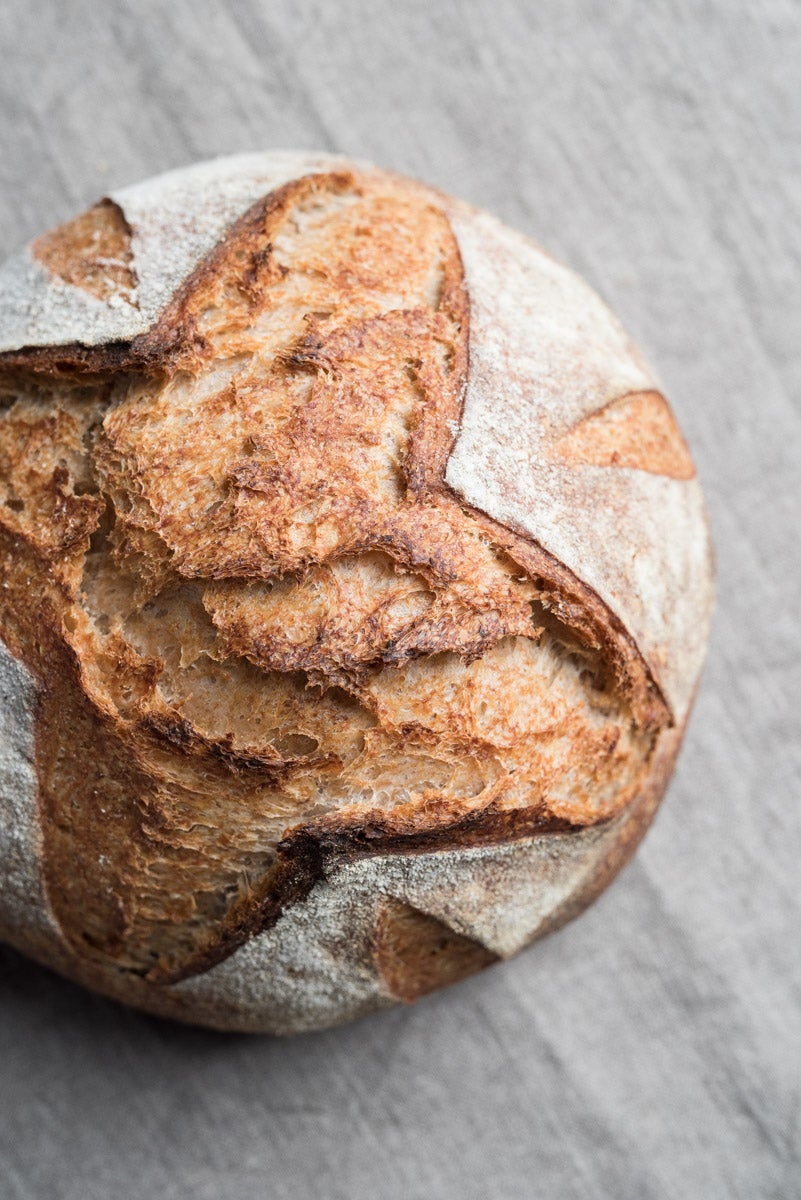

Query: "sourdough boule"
(0, 153), (713, 1033)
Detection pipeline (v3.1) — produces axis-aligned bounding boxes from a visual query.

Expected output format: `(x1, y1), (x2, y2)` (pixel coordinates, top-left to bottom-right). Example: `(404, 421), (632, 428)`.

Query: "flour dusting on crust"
(0, 638), (63, 956)
(445, 204), (713, 721)
(172, 822), (623, 1033)
(0, 152), (349, 352)
(0, 155), (713, 1032)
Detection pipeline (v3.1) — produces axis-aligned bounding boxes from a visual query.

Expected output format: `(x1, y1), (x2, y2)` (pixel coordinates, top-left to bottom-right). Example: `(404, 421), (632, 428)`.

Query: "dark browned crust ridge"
(0, 163), (690, 1015)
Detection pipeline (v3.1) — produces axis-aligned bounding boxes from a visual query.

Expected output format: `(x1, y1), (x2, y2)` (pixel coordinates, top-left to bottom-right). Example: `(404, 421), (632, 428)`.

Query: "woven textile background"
(1, 3), (799, 1197)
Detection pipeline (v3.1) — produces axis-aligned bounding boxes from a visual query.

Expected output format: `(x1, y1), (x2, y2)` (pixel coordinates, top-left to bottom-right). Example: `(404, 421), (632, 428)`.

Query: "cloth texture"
(0, 2), (798, 1197)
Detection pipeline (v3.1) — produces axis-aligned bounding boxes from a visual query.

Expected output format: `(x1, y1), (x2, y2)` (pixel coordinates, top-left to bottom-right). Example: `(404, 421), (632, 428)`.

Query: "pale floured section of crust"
(169, 820), (627, 1034)
(0, 151), (350, 352)
(172, 870), (391, 1035)
(445, 204), (713, 721)
(0, 637), (63, 958)
(366, 824), (621, 958)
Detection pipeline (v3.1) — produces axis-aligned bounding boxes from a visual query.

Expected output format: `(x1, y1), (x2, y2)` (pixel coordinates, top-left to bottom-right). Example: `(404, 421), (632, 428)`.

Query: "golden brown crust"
(551, 390), (695, 480)
(32, 200), (137, 307)
(0, 157), (711, 1030)
(0, 721), (677, 1033)
(373, 898), (498, 1001)
(526, 720), (682, 941)
(152, 800), (586, 985)
(443, 199), (712, 723)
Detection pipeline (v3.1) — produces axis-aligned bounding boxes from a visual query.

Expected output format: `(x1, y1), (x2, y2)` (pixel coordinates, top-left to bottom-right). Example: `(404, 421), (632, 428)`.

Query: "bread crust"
(0, 639), (63, 960)
(0, 154), (713, 1032)
(0, 631), (675, 1034)
(445, 202), (712, 722)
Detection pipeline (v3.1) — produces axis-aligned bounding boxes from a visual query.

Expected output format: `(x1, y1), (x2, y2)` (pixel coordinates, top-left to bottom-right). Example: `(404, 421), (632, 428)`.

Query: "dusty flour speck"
(0, 638), (62, 951)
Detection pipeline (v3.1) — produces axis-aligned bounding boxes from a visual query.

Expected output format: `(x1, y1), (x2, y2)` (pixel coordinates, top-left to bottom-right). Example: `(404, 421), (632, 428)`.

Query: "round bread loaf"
(0, 153), (712, 1033)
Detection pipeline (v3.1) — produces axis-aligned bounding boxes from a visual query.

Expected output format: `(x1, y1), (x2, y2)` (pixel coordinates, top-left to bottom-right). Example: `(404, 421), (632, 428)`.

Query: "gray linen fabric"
(0, 2), (799, 1197)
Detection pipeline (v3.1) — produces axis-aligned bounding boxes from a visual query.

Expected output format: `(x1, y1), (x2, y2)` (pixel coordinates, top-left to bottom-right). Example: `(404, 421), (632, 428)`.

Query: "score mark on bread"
(0, 154), (713, 1032)
(32, 200), (138, 307)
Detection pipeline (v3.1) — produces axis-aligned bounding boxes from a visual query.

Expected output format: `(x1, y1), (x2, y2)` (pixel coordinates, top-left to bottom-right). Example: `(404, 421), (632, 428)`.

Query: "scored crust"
(0, 154), (713, 1032)
(445, 204), (711, 721)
